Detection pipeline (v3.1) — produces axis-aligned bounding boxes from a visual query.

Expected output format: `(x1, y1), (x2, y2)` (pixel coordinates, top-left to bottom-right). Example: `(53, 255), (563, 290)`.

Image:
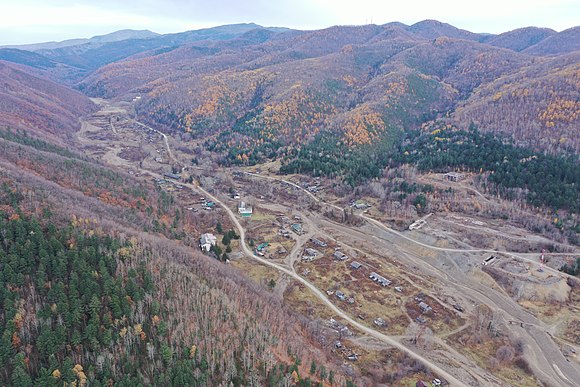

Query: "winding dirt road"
(241, 172), (580, 387)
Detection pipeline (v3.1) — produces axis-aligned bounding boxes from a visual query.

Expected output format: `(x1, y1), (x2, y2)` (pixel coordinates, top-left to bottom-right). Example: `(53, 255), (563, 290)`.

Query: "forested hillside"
(2, 21), (577, 160)
(71, 21), (580, 164)
(0, 62), (95, 143)
(0, 129), (350, 385)
(391, 125), (580, 213)
(453, 54), (580, 153)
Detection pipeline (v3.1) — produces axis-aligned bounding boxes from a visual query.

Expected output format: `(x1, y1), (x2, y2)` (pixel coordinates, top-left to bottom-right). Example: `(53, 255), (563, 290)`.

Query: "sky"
(1, 0), (578, 45)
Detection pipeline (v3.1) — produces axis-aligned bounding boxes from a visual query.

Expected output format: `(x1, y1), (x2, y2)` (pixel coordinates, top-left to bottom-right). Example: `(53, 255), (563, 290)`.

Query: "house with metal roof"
(199, 233), (217, 252)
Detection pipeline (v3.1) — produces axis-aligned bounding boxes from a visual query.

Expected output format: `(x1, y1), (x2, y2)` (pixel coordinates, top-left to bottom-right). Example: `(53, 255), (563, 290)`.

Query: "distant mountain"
(406, 20), (488, 42)
(0, 48), (87, 85)
(1, 29), (159, 51)
(1, 20), (578, 156)
(90, 29), (160, 43)
(0, 61), (95, 142)
(154, 23), (291, 46)
(523, 26), (580, 56)
(78, 20), (580, 157)
(486, 27), (556, 52)
(26, 24), (291, 71)
(78, 23), (542, 162)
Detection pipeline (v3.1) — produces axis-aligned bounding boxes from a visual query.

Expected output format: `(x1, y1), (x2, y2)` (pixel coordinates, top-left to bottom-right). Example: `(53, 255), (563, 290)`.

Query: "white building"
(199, 233), (217, 252)
(238, 201), (253, 217)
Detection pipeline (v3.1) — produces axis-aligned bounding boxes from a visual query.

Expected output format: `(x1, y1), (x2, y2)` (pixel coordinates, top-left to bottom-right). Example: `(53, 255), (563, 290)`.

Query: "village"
(77, 100), (580, 387)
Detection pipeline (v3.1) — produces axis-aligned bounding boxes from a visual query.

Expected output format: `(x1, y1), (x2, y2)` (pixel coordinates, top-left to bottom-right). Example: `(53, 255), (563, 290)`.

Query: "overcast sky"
(1, 0), (578, 45)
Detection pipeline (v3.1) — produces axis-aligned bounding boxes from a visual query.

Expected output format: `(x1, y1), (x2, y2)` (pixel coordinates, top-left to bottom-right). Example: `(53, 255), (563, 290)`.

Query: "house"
(256, 242), (269, 252)
(445, 172), (465, 182)
(304, 248), (319, 257)
(350, 199), (369, 210)
(453, 304), (464, 312)
(335, 291), (347, 301)
(202, 201), (215, 211)
(310, 238), (327, 247)
(238, 201), (253, 217)
(419, 301), (432, 313)
(350, 261), (362, 269)
(369, 272), (391, 286)
(482, 255), (498, 266)
(333, 251), (348, 261)
(199, 233), (217, 252)
(414, 292), (425, 302)
(291, 223), (303, 235)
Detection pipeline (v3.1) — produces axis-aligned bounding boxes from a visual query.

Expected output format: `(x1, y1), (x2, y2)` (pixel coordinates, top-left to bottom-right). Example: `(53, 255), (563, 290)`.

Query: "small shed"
(335, 291), (347, 301)
(350, 261), (362, 269)
(445, 172), (465, 182)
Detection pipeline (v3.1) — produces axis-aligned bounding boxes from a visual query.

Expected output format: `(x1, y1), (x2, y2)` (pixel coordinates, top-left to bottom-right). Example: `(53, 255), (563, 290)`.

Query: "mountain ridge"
(0, 29), (160, 51)
(74, 21), (579, 158)
(0, 20), (578, 156)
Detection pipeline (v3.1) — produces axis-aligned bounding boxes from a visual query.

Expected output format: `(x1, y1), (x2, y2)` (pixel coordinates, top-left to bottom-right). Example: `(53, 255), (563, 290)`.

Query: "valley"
(75, 97), (580, 386)
(0, 19), (579, 386)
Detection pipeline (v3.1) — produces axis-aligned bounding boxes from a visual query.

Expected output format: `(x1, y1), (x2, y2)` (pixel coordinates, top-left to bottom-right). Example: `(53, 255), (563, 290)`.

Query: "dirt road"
(81, 107), (580, 386)
(185, 178), (469, 386)
(243, 172), (580, 386)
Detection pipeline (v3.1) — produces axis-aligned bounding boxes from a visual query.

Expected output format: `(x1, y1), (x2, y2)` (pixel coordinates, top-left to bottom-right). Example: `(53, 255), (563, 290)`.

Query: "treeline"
(280, 131), (398, 186)
(279, 123), (578, 215)
(392, 126), (579, 212)
(560, 258), (580, 277)
(0, 127), (81, 160)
